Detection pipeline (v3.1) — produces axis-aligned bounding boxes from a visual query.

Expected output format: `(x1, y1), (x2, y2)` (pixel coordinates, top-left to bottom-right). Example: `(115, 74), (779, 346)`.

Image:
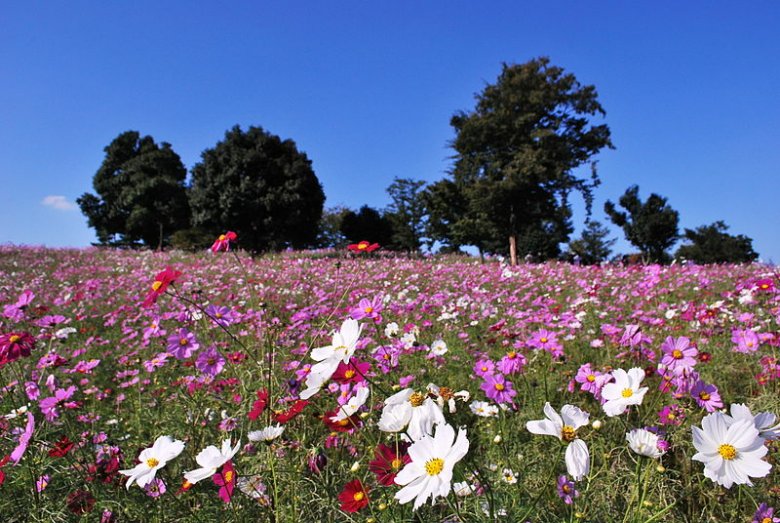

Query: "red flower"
(755, 278), (775, 292)
(369, 443), (410, 486)
(142, 266), (182, 308)
(211, 231), (238, 253)
(212, 461), (237, 503)
(338, 479), (369, 513)
(273, 400), (308, 424)
(248, 389), (269, 421)
(67, 489), (96, 515)
(0, 332), (35, 368)
(322, 408), (362, 432)
(347, 241), (380, 254)
(332, 361), (370, 385)
(49, 435), (75, 457)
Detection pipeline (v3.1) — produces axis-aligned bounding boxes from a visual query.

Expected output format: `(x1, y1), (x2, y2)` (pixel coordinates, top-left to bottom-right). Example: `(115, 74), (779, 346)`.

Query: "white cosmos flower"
(470, 400), (499, 418)
(501, 468), (518, 484)
(330, 386), (370, 422)
(119, 435), (185, 489)
(526, 402), (590, 481)
(601, 368), (649, 417)
(430, 339), (448, 356)
(692, 411), (770, 488)
(299, 318), (363, 400)
(184, 439), (241, 484)
(394, 423), (469, 510)
(378, 388), (445, 441)
(728, 403), (780, 440)
(626, 428), (665, 459)
(248, 424), (285, 442)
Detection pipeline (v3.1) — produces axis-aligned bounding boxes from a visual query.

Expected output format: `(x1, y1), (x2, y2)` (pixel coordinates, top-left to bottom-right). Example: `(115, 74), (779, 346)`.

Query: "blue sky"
(2, 2), (779, 261)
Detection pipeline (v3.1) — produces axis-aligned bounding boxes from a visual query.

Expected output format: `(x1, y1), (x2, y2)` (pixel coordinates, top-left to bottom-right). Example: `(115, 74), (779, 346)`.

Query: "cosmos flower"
(394, 423), (469, 510)
(601, 368), (649, 417)
(557, 475), (579, 505)
(184, 439), (241, 484)
(119, 435), (185, 489)
(212, 461), (237, 503)
(480, 373), (516, 405)
(692, 412), (770, 488)
(659, 336), (698, 371)
(142, 267), (181, 308)
(728, 403), (780, 441)
(369, 443), (410, 486)
(330, 386), (370, 422)
(338, 479), (370, 513)
(626, 428), (665, 459)
(299, 318), (363, 400)
(10, 412), (35, 464)
(248, 424), (285, 443)
(347, 241), (380, 253)
(378, 388), (445, 441)
(211, 231), (237, 253)
(526, 402), (590, 481)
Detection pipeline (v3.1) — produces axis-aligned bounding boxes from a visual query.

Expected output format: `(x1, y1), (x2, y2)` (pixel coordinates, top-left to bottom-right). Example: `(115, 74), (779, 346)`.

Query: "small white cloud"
(41, 195), (77, 211)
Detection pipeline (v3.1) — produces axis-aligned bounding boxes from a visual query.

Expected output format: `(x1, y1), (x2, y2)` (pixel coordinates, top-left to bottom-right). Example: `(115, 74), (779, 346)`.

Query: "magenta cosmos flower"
(211, 231), (237, 253)
(480, 373), (516, 404)
(731, 329), (760, 353)
(527, 329), (563, 358)
(196, 346), (226, 377)
(350, 296), (383, 324)
(660, 336), (698, 371)
(690, 380), (723, 412)
(167, 328), (200, 359)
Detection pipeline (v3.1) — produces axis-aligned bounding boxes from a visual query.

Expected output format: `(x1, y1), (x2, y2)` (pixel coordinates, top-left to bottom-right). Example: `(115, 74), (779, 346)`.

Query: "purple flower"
(658, 404), (685, 426)
(349, 296), (383, 324)
(143, 353), (170, 373)
(690, 380), (723, 412)
(527, 329), (564, 358)
(732, 329), (760, 353)
(474, 359), (495, 378)
(480, 373), (516, 404)
(167, 328), (200, 359)
(557, 475), (579, 505)
(10, 412), (34, 464)
(196, 346), (225, 377)
(659, 336), (697, 371)
(39, 386), (77, 421)
(753, 503), (780, 523)
(205, 305), (239, 327)
(497, 351), (526, 375)
(144, 478), (167, 498)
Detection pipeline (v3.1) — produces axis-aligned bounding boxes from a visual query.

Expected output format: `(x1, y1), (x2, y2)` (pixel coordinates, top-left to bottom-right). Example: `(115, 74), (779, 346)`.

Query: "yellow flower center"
(409, 392), (425, 407)
(151, 281), (163, 292)
(424, 458), (444, 476)
(344, 369), (355, 379)
(746, 341), (754, 347)
(561, 425), (576, 442)
(672, 349), (683, 359)
(586, 374), (595, 383)
(562, 484), (571, 494)
(667, 413), (676, 420)
(9, 335), (20, 344)
(338, 419), (349, 426)
(438, 387), (454, 400)
(481, 366), (488, 372)
(391, 458), (402, 470)
(699, 392), (711, 401)
(540, 337), (548, 343)
(218, 234), (226, 241)
(507, 351), (516, 359)
(353, 491), (364, 501)
(223, 470), (234, 483)
(717, 444), (737, 460)
(762, 518), (772, 523)
(179, 338), (188, 346)
(358, 243), (367, 250)
(621, 388), (634, 398)
(365, 307), (373, 314)
(760, 283), (769, 290)
(494, 383), (505, 391)
(146, 457), (160, 468)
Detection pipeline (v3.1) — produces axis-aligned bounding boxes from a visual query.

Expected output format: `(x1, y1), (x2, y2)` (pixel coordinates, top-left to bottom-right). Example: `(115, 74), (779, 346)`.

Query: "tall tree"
(385, 177), (427, 253)
(447, 57), (613, 262)
(189, 125), (325, 252)
(567, 220), (616, 265)
(675, 221), (758, 264)
(315, 206), (350, 249)
(604, 185), (679, 264)
(77, 131), (190, 248)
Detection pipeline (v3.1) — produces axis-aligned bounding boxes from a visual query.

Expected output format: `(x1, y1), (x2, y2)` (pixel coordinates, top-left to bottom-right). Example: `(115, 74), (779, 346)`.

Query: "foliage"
(169, 227), (216, 252)
(443, 57), (613, 258)
(676, 221), (758, 264)
(314, 206), (351, 249)
(567, 220), (616, 264)
(77, 131), (190, 248)
(189, 125), (325, 252)
(385, 178), (428, 253)
(605, 185), (680, 264)
(339, 205), (394, 248)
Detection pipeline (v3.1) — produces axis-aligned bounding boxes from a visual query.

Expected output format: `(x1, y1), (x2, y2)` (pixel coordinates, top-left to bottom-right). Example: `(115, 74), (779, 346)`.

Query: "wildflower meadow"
(0, 244), (778, 522)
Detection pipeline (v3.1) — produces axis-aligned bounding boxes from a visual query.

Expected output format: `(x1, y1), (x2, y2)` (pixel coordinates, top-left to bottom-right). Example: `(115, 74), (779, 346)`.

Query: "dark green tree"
(339, 205), (394, 248)
(77, 131), (190, 248)
(315, 206), (350, 249)
(385, 177), (427, 253)
(604, 185), (679, 264)
(567, 220), (616, 265)
(675, 221), (758, 264)
(447, 57), (613, 262)
(189, 125), (325, 251)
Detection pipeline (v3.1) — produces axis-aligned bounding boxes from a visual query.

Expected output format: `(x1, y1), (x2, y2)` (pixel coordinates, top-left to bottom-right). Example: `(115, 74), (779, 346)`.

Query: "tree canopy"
(189, 125), (325, 252)
(605, 185), (679, 264)
(339, 205), (394, 248)
(567, 220), (616, 265)
(675, 221), (758, 264)
(77, 131), (190, 248)
(385, 177), (427, 253)
(437, 57), (613, 260)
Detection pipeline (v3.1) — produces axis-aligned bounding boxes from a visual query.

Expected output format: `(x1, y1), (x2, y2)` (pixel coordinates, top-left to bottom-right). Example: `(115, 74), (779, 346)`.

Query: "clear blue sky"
(2, 2), (779, 261)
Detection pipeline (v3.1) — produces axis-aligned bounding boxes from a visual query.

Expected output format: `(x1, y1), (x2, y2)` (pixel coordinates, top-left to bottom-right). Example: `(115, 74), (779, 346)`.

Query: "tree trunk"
(158, 223), (163, 252)
(509, 234), (517, 266)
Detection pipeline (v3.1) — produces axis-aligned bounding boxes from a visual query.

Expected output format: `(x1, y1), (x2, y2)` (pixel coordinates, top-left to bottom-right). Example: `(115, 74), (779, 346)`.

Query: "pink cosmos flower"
(142, 267), (182, 308)
(731, 329), (760, 353)
(658, 404), (685, 426)
(39, 386), (77, 421)
(196, 346), (225, 377)
(213, 461), (236, 503)
(690, 380), (723, 412)
(497, 350), (526, 375)
(10, 412), (34, 464)
(349, 296), (383, 324)
(0, 332), (36, 368)
(557, 475), (579, 505)
(211, 231), (237, 253)
(473, 359), (495, 378)
(167, 328), (200, 359)
(659, 336), (698, 371)
(480, 373), (516, 404)
(527, 329), (564, 358)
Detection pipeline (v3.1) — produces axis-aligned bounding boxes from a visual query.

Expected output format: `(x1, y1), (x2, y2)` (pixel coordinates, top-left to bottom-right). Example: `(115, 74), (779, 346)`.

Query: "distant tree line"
(79, 58), (758, 264)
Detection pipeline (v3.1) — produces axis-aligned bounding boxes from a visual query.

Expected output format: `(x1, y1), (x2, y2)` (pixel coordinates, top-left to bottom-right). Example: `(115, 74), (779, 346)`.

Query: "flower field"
(0, 246), (778, 522)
